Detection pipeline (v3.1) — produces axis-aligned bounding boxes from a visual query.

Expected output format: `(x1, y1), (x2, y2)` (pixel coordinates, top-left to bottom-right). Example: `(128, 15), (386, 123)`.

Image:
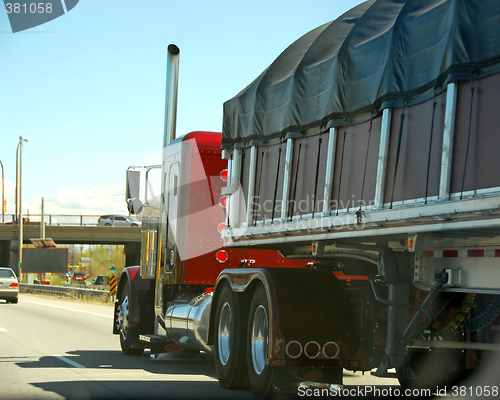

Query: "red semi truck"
(114, 1), (500, 397)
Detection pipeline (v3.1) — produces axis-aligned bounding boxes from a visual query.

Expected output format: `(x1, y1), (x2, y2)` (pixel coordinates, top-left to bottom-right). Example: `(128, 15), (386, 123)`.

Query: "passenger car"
(70, 272), (87, 284)
(98, 215), (140, 227)
(0, 267), (19, 304)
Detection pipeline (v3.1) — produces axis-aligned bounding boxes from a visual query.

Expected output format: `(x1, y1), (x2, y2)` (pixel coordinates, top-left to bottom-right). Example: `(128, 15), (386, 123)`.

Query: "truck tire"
(247, 284), (273, 399)
(118, 283), (144, 356)
(214, 282), (248, 389)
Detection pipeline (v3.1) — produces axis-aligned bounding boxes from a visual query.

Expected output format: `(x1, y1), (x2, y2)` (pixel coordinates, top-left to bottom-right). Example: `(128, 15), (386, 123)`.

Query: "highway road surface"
(2, 293), (495, 400)
(0, 294), (255, 400)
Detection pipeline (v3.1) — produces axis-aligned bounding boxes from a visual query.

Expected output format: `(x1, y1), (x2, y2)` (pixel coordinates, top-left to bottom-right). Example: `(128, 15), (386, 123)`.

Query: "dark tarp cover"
(222, 0), (500, 149)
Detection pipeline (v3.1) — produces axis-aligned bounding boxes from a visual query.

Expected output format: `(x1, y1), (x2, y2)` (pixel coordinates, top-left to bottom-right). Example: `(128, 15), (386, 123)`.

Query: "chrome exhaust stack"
(157, 44), (180, 282)
(164, 292), (213, 353)
(164, 44), (180, 147)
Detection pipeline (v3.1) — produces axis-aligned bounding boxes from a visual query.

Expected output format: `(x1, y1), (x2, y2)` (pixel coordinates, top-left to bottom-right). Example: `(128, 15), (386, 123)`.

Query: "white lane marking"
(0, 327), (6, 332)
(54, 355), (86, 369)
(22, 300), (113, 318)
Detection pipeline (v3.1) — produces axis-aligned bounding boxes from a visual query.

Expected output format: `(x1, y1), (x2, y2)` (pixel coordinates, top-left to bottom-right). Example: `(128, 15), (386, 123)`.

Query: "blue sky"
(1, 0), (362, 219)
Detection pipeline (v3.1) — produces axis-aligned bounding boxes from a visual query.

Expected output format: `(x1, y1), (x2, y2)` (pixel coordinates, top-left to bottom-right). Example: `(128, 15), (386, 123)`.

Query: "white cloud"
(3, 182), (128, 223)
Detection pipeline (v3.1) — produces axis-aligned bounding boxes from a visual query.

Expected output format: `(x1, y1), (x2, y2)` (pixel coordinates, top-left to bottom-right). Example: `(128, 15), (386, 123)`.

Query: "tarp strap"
(424, 95), (438, 204)
(336, 127), (348, 216)
(312, 134), (323, 218)
(389, 106), (406, 209)
(240, 148), (246, 187)
(460, 78), (476, 200)
(360, 116), (374, 208)
(290, 137), (303, 221)
(271, 140), (283, 223)
(356, 117), (374, 225)
(254, 147), (266, 226)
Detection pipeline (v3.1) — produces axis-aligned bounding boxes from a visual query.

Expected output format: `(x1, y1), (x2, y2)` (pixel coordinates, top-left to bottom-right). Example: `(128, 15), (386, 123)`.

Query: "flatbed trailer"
(114, 1), (500, 397)
(220, 0), (500, 394)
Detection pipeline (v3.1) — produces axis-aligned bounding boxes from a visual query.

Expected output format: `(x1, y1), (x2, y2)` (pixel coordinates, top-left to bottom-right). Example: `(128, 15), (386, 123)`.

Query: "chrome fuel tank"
(164, 292), (213, 352)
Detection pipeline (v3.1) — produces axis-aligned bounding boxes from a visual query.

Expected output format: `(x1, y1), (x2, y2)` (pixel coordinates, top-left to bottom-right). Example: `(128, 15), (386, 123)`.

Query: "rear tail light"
(285, 341), (303, 359)
(322, 342), (340, 359)
(82, 276), (86, 280)
(9, 282), (19, 288)
(304, 341), (321, 359)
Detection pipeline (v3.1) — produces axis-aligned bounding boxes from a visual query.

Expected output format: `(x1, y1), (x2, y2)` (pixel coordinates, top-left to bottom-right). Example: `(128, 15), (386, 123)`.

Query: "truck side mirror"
(126, 169), (141, 199)
(127, 198), (144, 215)
(126, 169), (143, 214)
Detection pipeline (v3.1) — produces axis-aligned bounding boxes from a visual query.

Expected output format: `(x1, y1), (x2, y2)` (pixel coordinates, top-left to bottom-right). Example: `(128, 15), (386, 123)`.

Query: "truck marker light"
(220, 169), (228, 182)
(216, 250), (228, 263)
(219, 196), (227, 208)
(217, 222), (226, 233)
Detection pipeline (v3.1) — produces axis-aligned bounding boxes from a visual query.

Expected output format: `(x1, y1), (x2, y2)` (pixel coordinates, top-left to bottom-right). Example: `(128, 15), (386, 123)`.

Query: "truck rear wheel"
(118, 283), (144, 356)
(247, 284), (273, 399)
(214, 282), (249, 389)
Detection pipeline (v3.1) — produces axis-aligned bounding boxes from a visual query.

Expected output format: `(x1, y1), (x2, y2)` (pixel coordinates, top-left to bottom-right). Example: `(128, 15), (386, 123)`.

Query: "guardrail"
(2, 214), (102, 226)
(20, 283), (113, 303)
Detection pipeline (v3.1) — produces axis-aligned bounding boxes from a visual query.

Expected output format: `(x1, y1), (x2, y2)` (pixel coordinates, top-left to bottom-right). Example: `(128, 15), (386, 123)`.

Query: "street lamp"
(17, 136), (28, 276)
(0, 159), (4, 224)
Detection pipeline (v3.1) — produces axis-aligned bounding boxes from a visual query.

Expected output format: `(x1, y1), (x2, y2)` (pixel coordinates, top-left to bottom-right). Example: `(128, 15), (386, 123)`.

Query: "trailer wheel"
(117, 283), (144, 356)
(214, 282), (248, 389)
(247, 284), (273, 398)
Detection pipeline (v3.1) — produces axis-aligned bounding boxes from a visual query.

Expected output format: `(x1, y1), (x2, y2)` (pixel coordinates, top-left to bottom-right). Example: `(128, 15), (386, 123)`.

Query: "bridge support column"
(0, 239), (19, 276)
(0, 240), (11, 268)
(124, 242), (141, 267)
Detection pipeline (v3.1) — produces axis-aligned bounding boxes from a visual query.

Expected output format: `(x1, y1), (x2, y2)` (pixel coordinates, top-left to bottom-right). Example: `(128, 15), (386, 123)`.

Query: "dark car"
(98, 215), (139, 227)
(92, 275), (110, 286)
(0, 267), (19, 303)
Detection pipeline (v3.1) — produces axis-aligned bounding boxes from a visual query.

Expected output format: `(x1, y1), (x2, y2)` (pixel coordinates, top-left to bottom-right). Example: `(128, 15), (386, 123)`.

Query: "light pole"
(0, 159), (4, 224)
(17, 136), (28, 276)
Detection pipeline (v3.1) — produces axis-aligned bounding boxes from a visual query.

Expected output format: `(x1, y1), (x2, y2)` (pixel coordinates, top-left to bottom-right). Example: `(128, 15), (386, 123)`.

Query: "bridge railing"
(1, 214), (102, 226)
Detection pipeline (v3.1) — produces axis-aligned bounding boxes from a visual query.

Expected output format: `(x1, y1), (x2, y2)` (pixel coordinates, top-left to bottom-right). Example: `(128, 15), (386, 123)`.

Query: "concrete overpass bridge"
(0, 214), (141, 274)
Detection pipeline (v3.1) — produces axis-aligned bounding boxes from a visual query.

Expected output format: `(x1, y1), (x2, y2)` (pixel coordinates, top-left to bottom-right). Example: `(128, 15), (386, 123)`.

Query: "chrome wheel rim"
(218, 302), (231, 366)
(251, 305), (268, 375)
(118, 296), (130, 340)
